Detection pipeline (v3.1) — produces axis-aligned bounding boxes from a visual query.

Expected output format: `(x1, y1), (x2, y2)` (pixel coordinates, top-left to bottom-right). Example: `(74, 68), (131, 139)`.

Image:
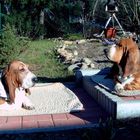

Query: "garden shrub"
(0, 23), (30, 67)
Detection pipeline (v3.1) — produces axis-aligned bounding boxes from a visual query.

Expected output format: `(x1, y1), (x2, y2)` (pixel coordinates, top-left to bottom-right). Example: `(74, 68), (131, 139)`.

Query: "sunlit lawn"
(17, 39), (74, 82)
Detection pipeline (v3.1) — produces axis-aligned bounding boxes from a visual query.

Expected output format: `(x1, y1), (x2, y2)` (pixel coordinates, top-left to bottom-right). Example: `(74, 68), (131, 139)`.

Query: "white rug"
(0, 83), (83, 116)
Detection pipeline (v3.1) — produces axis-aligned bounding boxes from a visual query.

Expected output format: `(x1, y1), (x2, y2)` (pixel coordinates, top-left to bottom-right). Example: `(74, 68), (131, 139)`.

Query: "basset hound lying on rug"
(0, 60), (37, 110)
(104, 37), (140, 93)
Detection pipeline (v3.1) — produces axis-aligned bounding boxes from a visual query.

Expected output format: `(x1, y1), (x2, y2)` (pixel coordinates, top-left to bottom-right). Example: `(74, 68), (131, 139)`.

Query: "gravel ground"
(74, 41), (113, 69)
(74, 40), (140, 70)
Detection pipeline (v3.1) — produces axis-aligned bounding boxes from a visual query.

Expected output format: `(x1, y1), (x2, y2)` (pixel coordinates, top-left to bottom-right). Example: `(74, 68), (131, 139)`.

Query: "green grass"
(63, 33), (84, 41)
(17, 39), (74, 82)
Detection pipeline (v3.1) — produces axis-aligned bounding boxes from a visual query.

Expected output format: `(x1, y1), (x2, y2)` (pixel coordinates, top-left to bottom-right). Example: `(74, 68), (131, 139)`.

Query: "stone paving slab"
(77, 69), (140, 119)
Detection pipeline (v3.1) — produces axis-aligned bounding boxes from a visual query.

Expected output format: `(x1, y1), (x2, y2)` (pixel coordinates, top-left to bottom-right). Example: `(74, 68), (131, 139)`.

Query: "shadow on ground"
(37, 75), (75, 83)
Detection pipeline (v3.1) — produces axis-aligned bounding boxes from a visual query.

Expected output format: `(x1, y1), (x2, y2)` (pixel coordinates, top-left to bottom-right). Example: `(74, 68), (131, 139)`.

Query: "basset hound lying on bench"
(0, 60), (37, 110)
(104, 37), (140, 93)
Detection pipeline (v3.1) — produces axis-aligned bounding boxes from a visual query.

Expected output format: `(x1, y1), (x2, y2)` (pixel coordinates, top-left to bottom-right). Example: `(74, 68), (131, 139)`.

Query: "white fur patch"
(115, 76), (134, 93)
(0, 81), (8, 99)
(108, 44), (116, 61)
(115, 83), (124, 93)
(122, 76), (134, 86)
(0, 83), (34, 110)
(22, 72), (36, 89)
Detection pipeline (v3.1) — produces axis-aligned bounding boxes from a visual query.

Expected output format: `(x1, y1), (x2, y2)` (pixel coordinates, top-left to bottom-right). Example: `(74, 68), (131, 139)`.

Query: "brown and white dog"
(0, 60), (37, 110)
(104, 37), (140, 93)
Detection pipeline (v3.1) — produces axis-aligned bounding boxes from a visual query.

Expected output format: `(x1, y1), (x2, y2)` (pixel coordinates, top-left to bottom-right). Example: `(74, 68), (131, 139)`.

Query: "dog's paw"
(115, 83), (124, 93)
(22, 97), (35, 110)
(22, 104), (35, 110)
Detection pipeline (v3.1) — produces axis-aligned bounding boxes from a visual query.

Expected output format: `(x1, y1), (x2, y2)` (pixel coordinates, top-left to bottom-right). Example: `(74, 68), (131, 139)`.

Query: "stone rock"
(71, 58), (82, 64)
(82, 57), (92, 65)
(76, 62), (83, 67)
(76, 39), (87, 44)
(65, 45), (77, 50)
(64, 40), (73, 45)
(73, 50), (78, 56)
(57, 47), (74, 61)
(65, 52), (74, 61)
(90, 63), (95, 68)
(88, 38), (101, 42)
(81, 62), (88, 69)
(68, 64), (80, 72)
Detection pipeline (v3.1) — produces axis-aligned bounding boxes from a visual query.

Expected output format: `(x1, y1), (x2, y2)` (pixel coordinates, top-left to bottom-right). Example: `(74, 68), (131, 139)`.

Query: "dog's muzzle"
(22, 72), (37, 89)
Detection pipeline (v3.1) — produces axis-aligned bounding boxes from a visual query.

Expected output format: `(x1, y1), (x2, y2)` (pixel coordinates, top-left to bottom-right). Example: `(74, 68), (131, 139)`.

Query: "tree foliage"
(2, 0), (140, 38)
(0, 23), (30, 66)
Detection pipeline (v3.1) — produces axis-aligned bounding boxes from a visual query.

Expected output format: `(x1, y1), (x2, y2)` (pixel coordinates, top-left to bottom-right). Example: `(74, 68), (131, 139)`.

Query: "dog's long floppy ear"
(1, 65), (18, 104)
(123, 46), (140, 77)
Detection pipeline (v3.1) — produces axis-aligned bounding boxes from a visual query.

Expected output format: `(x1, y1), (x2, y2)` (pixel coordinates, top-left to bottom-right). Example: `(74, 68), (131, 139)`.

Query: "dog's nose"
(32, 77), (38, 83)
(104, 48), (109, 55)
